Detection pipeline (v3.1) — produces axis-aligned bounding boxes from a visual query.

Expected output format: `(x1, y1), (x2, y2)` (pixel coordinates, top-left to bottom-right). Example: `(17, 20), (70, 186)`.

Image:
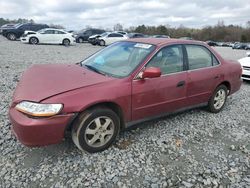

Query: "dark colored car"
(206, 41), (218, 46)
(75, 29), (105, 43)
(244, 44), (250, 50)
(127, 33), (146, 38)
(9, 38), (242, 153)
(232, 43), (248, 50)
(2, 23), (49, 40)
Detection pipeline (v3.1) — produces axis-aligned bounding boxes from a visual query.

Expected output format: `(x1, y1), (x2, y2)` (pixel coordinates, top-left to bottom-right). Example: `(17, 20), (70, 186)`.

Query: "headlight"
(15, 101), (63, 117)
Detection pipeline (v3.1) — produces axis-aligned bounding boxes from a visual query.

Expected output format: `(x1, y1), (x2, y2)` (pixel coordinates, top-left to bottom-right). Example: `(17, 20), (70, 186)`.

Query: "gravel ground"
(0, 36), (250, 188)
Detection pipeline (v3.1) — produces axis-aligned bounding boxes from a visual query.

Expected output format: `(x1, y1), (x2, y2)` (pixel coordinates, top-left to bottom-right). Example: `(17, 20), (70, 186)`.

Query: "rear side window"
(186, 45), (213, 70)
(54, 30), (65, 34)
(212, 55), (220, 66)
(108, 33), (123, 37)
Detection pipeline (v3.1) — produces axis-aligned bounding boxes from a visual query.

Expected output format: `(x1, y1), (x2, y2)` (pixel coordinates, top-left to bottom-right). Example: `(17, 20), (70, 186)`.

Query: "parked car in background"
(206, 41), (218, 46)
(75, 28), (105, 43)
(2, 23), (49, 40)
(232, 43), (247, 50)
(127, 33), (146, 38)
(238, 53), (250, 80)
(88, 32), (110, 45)
(244, 43), (250, 50)
(20, 28), (75, 46)
(9, 38), (242, 153)
(153, 35), (170, 38)
(221, 42), (230, 47)
(97, 32), (128, 46)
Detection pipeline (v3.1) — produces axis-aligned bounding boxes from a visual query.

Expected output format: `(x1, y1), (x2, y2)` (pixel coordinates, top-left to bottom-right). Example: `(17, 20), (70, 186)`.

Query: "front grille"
(243, 66), (250, 71)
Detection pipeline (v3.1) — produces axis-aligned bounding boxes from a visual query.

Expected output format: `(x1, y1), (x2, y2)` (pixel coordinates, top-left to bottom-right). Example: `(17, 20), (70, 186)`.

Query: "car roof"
(126, 38), (205, 47)
(43, 28), (66, 32)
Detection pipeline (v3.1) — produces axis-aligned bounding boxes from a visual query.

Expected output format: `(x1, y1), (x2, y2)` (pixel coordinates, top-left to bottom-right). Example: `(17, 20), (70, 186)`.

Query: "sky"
(1, 0), (250, 30)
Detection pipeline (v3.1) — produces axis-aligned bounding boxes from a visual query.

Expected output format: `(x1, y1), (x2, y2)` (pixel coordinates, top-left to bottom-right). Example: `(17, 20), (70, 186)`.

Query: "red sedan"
(9, 38), (242, 152)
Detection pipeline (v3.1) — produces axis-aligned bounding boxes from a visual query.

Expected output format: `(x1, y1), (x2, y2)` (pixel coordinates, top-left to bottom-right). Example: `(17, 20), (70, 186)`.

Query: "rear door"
(39, 29), (55, 43)
(132, 45), (188, 121)
(185, 44), (222, 105)
(54, 30), (66, 43)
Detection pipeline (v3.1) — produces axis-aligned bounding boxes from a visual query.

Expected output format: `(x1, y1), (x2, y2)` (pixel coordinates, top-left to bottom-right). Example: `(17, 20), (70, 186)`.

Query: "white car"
(20, 28), (76, 45)
(238, 53), (250, 81)
(98, 32), (128, 46)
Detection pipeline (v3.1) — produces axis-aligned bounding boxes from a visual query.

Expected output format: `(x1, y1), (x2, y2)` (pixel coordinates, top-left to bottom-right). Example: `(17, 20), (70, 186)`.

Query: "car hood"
(12, 64), (114, 103)
(238, 57), (250, 67)
(89, 34), (99, 39)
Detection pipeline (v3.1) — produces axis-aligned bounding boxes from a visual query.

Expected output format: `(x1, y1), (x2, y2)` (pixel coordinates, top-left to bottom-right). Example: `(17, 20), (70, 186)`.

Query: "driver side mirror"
(139, 67), (161, 79)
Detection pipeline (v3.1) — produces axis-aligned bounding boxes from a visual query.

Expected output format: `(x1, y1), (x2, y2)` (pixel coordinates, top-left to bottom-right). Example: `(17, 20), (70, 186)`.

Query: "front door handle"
(177, 81), (185, 87)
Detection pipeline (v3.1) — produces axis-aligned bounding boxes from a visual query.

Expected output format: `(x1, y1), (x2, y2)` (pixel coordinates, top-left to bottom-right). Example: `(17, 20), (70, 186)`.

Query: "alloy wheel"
(213, 89), (226, 110)
(84, 116), (114, 148)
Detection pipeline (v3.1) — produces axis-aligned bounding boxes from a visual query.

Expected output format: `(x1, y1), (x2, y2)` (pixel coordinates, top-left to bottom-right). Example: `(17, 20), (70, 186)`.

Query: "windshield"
(38, 29), (46, 33)
(100, 32), (110, 37)
(81, 41), (155, 78)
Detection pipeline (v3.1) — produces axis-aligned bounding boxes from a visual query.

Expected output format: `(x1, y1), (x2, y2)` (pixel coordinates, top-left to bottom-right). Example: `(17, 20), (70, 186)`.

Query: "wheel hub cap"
(213, 89), (226, 110)
(84, 116), (114, 148)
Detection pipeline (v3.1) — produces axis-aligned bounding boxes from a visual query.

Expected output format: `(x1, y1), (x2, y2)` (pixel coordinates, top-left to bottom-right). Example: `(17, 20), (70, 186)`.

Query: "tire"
(29, 37), (39, 44)
(99, 40), (105, 46)
(78, 37), (84, 43)
(7, 33), (16, 41)
(207, 85), (228, 113)
(63, 39), (70, 46)
(71, 107), (120, 153)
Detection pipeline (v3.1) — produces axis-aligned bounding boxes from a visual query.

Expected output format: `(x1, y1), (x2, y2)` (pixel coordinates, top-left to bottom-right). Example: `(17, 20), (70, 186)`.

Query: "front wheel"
(29, 37), (39, 44)
(208, 85), (228, 113)
(71, 107), (120, 153)
(99, 40), (105, 46)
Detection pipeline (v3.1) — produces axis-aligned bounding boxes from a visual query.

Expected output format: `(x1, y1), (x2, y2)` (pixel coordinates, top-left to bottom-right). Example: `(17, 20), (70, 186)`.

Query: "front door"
(132, 45), (188, 121)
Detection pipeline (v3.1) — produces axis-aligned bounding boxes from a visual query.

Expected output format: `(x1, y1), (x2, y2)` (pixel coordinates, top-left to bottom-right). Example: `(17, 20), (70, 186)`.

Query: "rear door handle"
(177, 81), (185, 87)
(214, 75), (219, 79)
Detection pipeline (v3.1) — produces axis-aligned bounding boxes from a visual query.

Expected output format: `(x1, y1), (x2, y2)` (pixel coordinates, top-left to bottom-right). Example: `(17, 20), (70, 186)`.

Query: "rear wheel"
(99, 40), (105, 46)
(7, 33), (16, 41)
(71, 107), (120, 153)
(29, 37), (39, 44)
(63, 39), (70, 46)
(208, 85), (228, 113)
(78, 37), (84, 43)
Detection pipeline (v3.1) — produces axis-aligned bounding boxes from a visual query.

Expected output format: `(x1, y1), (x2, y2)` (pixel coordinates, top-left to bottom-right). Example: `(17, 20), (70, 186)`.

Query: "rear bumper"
(9, 108), (74, 146)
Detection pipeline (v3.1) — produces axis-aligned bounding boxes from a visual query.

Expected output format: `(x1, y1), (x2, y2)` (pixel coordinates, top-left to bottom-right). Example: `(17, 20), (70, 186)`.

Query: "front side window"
(186, 45), (213, 70)
(44, 30), (55, 34)
(81, 41), (155, 78)
(146, 45), (184, 75)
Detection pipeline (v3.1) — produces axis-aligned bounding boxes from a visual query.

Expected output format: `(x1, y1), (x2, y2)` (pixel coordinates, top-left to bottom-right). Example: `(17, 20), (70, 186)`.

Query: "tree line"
(128, 21), (250, 42)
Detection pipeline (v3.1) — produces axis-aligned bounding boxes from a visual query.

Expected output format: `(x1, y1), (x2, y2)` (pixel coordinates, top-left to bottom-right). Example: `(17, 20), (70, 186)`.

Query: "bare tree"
(113, 23), (123, 31)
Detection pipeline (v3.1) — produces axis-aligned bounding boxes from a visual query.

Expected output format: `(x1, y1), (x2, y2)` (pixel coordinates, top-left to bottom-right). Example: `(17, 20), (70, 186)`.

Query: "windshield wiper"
(84, 64), (106, 76)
